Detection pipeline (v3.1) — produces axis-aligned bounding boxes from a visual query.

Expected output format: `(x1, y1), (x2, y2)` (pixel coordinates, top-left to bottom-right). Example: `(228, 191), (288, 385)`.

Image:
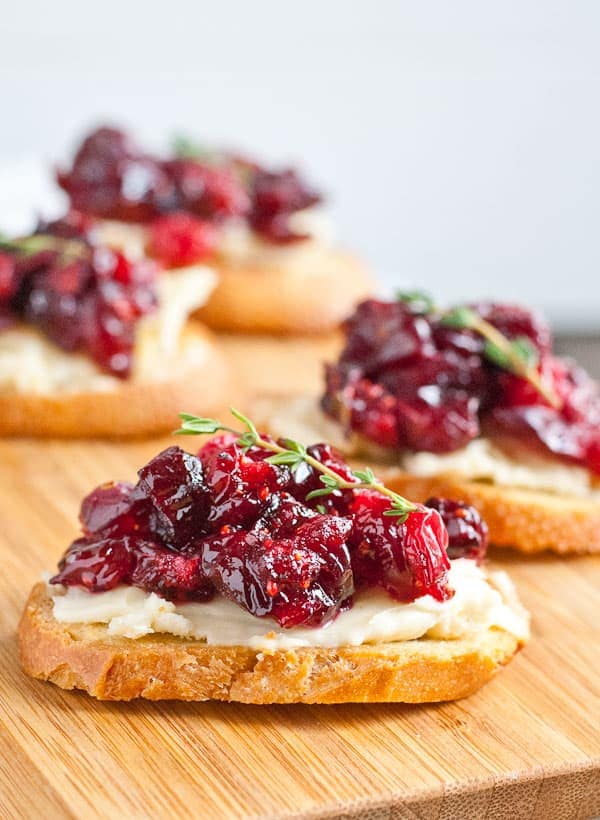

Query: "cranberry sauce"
(50, 438), (484, 628)
(322, 298), (600, 475)
(0, 215), (159, 377)
(57, 126), (322, 245)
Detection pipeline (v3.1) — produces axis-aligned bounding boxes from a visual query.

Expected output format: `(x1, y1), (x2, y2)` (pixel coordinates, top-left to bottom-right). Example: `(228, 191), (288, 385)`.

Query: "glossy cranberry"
(288, 442), (357, 514)
(38, 210), (96, 241)
(130, 542), (213, 602)
(51, 537), (135, 592)
(164, 159), (250, 221)
(349, 492), (452, 602)
(471, 302), (552, 356)
(57, 127), (174, 222)
(396, 393), (481, 453)
(81, 481), (145, 534)
(137, 447), (211, 547)
(199, 435), (288, 529)
(202, 511), (353, 627)
(249, 168), (322, 243)
(148, 213), (219, 266)
(424, 498), (488, 561)
(0, 253), (17, 302)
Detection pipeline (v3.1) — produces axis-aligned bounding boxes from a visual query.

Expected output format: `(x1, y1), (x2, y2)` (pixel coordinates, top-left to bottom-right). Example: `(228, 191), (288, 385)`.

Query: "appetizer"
(56, 126), (372, 336)
(19, 410), (528, 704)
(0, 212), (233, 437)
(258, 293), (600, 553)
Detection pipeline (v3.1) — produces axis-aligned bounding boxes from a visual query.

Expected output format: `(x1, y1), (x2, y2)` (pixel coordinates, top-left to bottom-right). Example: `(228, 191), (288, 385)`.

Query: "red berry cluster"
(57, 127), (323, 256)
(0, 214), (158, 377)
(322, 299), (600, 474)
(51, 437), (485, 628)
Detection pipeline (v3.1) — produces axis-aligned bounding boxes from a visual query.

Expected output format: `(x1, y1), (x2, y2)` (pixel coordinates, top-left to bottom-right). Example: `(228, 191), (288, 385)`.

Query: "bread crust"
(196, 251), (373, 334)
(19, 583), (523, 704)
(0, 323), (237, 438)
(377, 470), (600, 555)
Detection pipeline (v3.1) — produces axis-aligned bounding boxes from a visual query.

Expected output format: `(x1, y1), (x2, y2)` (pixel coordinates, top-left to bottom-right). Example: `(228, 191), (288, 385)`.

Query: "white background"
(1, 1), (599, 331)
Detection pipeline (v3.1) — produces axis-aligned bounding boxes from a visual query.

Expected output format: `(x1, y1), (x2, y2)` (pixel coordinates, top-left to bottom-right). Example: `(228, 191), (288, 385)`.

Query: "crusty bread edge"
(19, 583), (524, 704)
(377, 469), (600, 555)
(196, 251), (373, 334)
(0, 323), (237, 438)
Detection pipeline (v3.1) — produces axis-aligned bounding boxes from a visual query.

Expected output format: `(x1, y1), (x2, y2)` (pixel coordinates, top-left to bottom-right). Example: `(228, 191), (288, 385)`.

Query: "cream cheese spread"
(255, 395), (600, 500)
(49, 558), (529, 650)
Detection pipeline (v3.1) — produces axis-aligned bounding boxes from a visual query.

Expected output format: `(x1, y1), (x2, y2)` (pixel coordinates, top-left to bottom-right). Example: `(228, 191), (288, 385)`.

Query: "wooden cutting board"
(0, 436), (598, 820)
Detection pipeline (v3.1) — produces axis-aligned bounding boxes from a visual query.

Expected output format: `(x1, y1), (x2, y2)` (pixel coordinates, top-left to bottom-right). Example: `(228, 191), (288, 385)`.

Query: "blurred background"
(1, 0), (599, 365)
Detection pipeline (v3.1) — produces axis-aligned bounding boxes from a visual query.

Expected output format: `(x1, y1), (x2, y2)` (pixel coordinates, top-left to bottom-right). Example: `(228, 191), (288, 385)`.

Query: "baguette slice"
(376, 470), (600, 555)
(0, 323), (236, 438)
(196, 250), (373, 334)
(19, 583), (523, 704)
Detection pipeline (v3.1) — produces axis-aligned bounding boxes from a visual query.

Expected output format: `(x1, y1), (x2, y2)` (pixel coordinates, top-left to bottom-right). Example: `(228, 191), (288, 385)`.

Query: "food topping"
(323, 296), (600, 474)
(0, 218), (158, 377)
(57, 126), (323, 246)
(50, 411), (487, 629)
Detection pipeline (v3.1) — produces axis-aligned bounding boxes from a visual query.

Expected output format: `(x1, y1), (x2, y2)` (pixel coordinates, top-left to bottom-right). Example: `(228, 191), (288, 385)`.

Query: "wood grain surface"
(0, 436), (599, 819)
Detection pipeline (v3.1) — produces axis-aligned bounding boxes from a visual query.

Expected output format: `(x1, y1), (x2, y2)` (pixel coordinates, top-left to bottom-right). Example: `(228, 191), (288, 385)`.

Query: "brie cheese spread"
(49, 558), (529, 650)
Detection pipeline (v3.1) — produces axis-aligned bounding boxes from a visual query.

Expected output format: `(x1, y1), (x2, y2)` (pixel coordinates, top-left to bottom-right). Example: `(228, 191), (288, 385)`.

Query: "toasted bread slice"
(377, 470), (600, 555)
(196, 250), (372, 334)
(0, 323), (236, 438)
(19, 583), (523, 704)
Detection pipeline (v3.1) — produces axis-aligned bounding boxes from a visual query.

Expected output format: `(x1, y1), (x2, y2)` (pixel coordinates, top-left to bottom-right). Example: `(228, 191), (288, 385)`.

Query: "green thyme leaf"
(229, 407), (258, 440)
(279, 438), (307, 457)
(440, 306), (477, 330)
(174, 414), (225, 435)
(396, 289), (434, 314)
(353, 467), (376, 485)
(319, 474), (340, 488)
(315, 504), (327, 514)
(483, 340), (512, 369)
(382, 509), (410, 522)
(511, 336), (539, 368)
(265, 452), (304, 467)
(305, 487), (336, 501)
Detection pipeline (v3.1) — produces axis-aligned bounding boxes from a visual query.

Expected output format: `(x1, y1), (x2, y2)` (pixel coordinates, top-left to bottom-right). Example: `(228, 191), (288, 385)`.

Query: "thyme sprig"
(0, 234), (88, 264)
(396, 291), (560, 409)
(441, 306), (560, 408)
(175, 409), (418, 521)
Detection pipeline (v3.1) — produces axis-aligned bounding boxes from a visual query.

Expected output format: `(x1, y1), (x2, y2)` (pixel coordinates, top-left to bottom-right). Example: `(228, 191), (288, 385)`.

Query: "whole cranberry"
(424, 498), (488, 561)
(349, 492), (452, 602)
(396, 393), (481, 453)
(129, 542), (213, 602)
(137, 447), (211, 547)
(471, 302), (552, 357)
(202, 513), (353, 627)
(0, 253), (18, 302)
(165, 159), (250, 221)
(199, 435), (287, 529)
(288, 442), (357, 514)
(249, 167), (322, 243)
(50, 536), (136, 592)
(148, 212), (219, 267)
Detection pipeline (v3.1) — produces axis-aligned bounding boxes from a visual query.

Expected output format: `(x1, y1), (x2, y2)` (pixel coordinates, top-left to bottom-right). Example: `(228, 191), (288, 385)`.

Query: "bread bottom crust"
(19, 583), (523, 704)
(0, 323), (236, 438)
(196, 251), (372, 334)
(378, 470), (600, 554)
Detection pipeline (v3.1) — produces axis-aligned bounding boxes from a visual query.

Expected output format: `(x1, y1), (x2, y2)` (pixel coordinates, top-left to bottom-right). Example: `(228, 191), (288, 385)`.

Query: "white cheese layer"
(50, 559), (529, 651)
(255, 396), (600, 500)
(0, 267), (215, 395)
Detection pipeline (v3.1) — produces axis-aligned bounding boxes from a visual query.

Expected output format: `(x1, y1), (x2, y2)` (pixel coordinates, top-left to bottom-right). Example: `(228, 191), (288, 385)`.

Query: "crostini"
(19, 410), (528, 703)
(256, 294), (600, 553)
(0, 213), (234, 437)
